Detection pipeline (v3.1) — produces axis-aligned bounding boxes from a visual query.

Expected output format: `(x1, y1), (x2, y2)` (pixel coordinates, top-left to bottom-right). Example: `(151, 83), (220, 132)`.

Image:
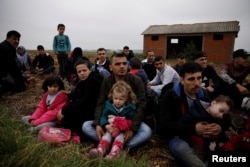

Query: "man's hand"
(124, 130), (133, 143)
(236, 84), (249, 95)
(196, 122), (222, 138)
(96, 125), (104, 140)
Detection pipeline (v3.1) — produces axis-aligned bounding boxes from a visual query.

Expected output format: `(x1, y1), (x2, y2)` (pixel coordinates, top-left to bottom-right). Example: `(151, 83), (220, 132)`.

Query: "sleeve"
(130, 77), (146, 132)
(220, 64), (236, 85)
(93, 79), (110, 126)
(208, 66), (222, 90)
(52, 36), (57, 52)
(30, 94), (47, 121)
(33, 92), (68, 126)
(32, 56), (38, 68)
(66, 35), (71, 51)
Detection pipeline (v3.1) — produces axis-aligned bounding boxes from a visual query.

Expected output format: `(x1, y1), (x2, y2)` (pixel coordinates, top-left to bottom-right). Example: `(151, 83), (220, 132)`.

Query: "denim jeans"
(168, 137), (206, 167)
(82, 121), (152, 149)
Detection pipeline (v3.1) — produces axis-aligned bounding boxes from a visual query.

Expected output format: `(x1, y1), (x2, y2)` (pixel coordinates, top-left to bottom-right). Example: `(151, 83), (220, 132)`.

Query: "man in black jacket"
(0, 30), (27, 95)
(157, 62), (230, 167)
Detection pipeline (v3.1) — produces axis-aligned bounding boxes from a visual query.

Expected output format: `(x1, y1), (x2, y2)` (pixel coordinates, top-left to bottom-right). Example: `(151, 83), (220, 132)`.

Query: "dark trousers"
(57, 52), (68, 78)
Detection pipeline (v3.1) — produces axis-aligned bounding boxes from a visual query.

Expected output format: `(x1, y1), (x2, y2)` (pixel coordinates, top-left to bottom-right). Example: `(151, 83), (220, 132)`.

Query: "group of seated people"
(1, 31), (250, 165)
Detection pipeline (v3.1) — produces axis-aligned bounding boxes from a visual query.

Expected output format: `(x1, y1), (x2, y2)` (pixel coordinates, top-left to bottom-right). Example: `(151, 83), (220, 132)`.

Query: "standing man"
(0, 30), (27, 95)
(157, 62), (230, 167)
(53, 23), (71, 79)
(82, 53), (152, 149)
(122, 46), (134, 61)
(142, 50), (156, 81)
(147, 55), (180, 97)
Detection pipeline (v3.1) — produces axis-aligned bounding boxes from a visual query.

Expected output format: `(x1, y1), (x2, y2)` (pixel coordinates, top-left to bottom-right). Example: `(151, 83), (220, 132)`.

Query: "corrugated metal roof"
(141, 21), (240, 35)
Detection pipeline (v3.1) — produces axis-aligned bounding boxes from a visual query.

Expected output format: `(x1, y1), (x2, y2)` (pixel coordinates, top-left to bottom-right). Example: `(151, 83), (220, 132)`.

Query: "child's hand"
(105, 124), (113, 133)
(30, 120), (35, 126)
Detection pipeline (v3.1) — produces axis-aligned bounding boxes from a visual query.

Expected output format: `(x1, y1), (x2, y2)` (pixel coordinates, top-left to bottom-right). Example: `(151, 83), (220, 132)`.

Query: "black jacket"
(61, 71), (103, 137)
(0, 40), (26, 93)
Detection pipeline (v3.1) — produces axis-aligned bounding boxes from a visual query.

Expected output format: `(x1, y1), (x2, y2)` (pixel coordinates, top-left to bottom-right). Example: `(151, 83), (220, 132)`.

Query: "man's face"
(38, 49), (45, 55)
(154, 60), (164, 71)
(194, 57), (207, 69)
(109, 57), (128, 77)
(234, 57), (249, 68)
(123, 49), (129, 56)
(181, 72), (202, 97)
(97, 50), (106, 62)
(147, 51), (155, 63)
(7, 36), (19, 48)
(178, 57), (186, 66)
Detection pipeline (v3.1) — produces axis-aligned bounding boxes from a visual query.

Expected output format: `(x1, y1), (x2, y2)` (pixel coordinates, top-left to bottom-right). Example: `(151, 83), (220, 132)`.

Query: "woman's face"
(76, 64), (91, 80)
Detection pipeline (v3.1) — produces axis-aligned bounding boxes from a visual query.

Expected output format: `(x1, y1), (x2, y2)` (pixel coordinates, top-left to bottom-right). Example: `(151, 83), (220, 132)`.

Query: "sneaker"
(89, 148), (102, 159)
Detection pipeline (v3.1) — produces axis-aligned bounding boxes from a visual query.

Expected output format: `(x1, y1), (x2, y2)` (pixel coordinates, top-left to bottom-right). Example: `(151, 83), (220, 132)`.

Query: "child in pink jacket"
(22, 75), (68, 133)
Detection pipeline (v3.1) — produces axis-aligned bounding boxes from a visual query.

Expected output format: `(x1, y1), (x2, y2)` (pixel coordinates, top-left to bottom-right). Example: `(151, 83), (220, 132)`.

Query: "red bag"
(38, 126), (71, 143)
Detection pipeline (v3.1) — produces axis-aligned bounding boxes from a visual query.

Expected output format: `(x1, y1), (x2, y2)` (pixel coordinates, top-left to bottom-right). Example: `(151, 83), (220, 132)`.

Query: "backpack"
(38, 126), (80, 144)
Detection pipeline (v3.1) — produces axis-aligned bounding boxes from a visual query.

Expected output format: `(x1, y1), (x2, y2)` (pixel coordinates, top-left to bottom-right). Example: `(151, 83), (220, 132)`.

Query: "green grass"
(0, 107), (150, 167)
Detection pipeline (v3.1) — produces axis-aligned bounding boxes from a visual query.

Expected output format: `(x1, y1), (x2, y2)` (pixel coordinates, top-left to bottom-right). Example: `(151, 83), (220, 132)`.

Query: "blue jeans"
(168, 138), (206, 167)
(82, 121), (152, 149)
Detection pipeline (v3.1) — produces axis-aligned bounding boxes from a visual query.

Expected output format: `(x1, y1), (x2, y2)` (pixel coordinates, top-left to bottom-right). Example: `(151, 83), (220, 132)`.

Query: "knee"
(141, 122), (152, 138)
(82, 121), (93, 132)
(168, 138), (191, 156)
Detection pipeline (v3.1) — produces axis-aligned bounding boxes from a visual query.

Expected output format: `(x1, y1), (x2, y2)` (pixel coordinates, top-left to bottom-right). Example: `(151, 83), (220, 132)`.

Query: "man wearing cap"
(193, 51), (222, 97)
(172, 52), (186, 74)
(220, 49), (250, 109)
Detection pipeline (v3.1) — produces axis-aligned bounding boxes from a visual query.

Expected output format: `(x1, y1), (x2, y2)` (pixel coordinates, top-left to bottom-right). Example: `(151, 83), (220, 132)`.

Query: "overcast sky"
(0, 0), (249, 51)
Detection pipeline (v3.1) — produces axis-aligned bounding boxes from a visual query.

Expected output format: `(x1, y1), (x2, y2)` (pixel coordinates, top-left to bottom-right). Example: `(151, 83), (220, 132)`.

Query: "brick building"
(141, 21), (240, 63)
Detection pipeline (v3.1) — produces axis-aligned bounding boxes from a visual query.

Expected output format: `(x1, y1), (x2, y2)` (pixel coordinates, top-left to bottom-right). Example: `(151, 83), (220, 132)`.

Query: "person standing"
(53, 23), (71, 79)
(0, 30), (27, 95)
(82, 53), (152, 149)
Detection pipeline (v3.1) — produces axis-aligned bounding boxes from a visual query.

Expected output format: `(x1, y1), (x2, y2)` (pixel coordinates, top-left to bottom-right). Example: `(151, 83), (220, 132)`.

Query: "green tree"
(185, 40), (197, 61)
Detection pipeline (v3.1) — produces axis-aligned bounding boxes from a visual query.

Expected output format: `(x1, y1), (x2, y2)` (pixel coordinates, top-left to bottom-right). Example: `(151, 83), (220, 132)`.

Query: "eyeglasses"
(98, 53), (105, 55)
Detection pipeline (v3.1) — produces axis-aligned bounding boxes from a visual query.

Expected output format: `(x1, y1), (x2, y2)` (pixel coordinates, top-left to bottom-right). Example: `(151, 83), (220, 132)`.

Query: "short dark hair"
(57, 24), (65, 29)
(213, 95), (234, 112)
(154, 55), (164, 62)
(110, 52), (127, 64)
(74, 59), (92, 70)
(7, 30), (21, 38)
(179, 62), (203, 77)
(97, 48), (106, 52)
(233, 49), (250, 59)
(123, 46), (129, 50)
(42, 75), (65, 92)
(130, 57), (142, 69)
(37, 45), (44, 50)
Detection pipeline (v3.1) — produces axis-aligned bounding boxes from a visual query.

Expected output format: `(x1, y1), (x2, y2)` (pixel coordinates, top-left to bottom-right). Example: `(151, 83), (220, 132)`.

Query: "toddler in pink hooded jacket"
(22, 75), (68, 133)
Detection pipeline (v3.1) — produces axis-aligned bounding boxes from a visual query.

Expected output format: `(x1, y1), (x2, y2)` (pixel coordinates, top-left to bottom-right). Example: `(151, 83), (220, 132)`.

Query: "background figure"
(220, 49), (250, 109)
(89, 81), (136, 159)
(53, 23), (71, 79)
(142, 50), (156, 81)
(172, 52), (186, 75)
(31, 45), (55, 74)
(66, 47), (89, 85)
(16, 45), (33, 75)
(122, 46), (134, 61)
(57, 59), (103, 141)
(93, 48), (111, 77)
(0, 30), (27, 95)
(21, 75), (68, 133)
(147, 55), (180, 97)
(193, 51), (223, 98)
